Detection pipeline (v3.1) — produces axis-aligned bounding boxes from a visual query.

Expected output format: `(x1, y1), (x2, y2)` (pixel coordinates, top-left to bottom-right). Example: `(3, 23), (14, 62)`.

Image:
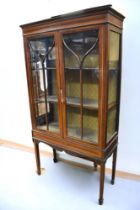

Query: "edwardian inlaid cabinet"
(20, 5), (125, 204)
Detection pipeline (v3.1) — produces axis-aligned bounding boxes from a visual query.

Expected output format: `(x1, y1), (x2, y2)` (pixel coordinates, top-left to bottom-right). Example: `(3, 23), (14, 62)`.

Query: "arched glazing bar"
(29, 39), (55, 130)
(63, 33), (99, 139)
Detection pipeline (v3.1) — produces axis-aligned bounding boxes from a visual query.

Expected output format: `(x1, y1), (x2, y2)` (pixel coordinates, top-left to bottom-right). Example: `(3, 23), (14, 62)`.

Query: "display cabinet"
(20, 5), (125, 204)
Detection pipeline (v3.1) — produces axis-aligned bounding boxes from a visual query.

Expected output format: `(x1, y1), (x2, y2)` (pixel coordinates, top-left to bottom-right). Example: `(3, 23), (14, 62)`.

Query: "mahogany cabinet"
(20, 5), (125, 204)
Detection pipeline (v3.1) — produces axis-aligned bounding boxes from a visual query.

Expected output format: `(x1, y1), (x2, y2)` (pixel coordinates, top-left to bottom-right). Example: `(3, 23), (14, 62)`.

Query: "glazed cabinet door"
(27, 34), (62, 135)
(61, 28), (100, 144)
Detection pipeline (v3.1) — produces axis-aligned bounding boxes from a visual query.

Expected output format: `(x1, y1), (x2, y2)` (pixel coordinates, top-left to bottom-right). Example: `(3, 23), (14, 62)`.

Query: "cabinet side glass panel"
(29, 36), (59, 133)
(107, 31), (120, 142)
(63, 29), (99, 143)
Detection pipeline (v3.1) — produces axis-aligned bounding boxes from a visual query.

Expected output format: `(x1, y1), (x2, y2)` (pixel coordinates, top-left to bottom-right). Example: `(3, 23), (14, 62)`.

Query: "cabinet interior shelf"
(67, 126), (97, 143)
(37, 122), (97, 143)
(65, 67), (99, 71)
(37, 122), (59, 132)
(35, 95), (116, 110)
(35, 95), (58, 103)
(66, 97), (98, 109)
(65, 67), (118, 71)
(33, 67), (56, 71)
(32, 67), (118, 72)
(47, 95), (58, 103)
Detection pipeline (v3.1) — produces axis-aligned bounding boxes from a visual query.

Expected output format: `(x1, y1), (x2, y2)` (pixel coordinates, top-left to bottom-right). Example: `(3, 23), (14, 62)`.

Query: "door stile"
(98, 25), (108, 149)
(56, 31), (67, 138)
(54, 32), (64, 138)
(80, 65), (83, 139)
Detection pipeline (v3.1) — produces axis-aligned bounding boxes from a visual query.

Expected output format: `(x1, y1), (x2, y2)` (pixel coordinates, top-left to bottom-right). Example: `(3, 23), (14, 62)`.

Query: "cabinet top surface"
(20, 4), (125, 29)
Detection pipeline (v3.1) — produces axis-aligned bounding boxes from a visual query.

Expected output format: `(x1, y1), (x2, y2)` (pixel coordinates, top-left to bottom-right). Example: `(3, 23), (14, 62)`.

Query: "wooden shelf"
(33, 67), (56, 71)
(65, 67), (99, 71)
(35, 95), (116, 111)
(35, 95), (58, 103)
(67, 126), (97, 143)
(65, 67), (99, 79)
(37, 122), (59, 132)
(65, 67), (118, 71)
(35, 98), (45, 103)
(108, 101), (116, 110)
(49, 122), (59, 132)
(66, 97), (98, 110)
(47, 95), (58, 103)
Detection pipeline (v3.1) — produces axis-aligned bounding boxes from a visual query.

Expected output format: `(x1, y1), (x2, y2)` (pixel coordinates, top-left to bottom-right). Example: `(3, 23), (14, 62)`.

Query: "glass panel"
(83, 109), (98, 143)
(32, 70), (46, 130)
(67, 106), (80, 138)
(107, 31), (120, 142)
(29, 36), (59, 133)
(48, 103), (59, 132)
(83, 69), (99, 109)
(108, 31), (120, 70)
(107, 108), (117, 140)
(63, 29), (99, 143)
(65, 69), (80, 102)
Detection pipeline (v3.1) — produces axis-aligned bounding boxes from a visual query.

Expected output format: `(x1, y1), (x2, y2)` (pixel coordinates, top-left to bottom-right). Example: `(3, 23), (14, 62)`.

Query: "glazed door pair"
(29, 27), (100, 144)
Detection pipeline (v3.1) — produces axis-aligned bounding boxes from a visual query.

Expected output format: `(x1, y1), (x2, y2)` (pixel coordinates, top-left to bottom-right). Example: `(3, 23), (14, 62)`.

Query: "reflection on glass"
(107, 109), (117, 140)
(63, 30), (99, 143)
(29, 36), (59, 133)
(107, 31), (120, 142)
